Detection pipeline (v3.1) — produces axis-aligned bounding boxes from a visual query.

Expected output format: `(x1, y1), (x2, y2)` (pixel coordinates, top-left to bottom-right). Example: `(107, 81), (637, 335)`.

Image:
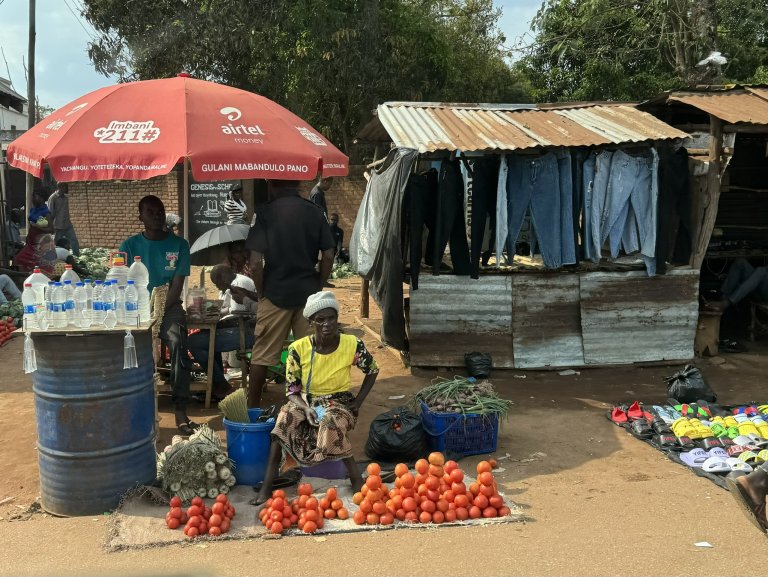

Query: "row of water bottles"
(22, 256), (151, 330)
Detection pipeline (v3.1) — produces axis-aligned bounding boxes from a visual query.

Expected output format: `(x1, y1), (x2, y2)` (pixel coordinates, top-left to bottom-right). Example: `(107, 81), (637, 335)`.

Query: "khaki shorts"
(251, 297), (311, 366)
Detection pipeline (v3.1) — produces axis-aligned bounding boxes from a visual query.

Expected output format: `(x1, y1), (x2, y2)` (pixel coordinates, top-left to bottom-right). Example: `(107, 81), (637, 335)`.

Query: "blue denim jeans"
(600, 149), (658, 275)
(584, 150), (614, 263)
(495, 155), (509, 265)
(722, 258), (768, 304)
(0, 274), (21, 304)
(187, 326), (255, 385)
(507, 152), (574, 268)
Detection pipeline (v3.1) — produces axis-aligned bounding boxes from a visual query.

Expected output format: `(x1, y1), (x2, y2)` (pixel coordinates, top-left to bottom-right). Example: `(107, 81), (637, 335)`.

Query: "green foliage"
(80, 0), (531, 156)
(516, 0), (768, 102)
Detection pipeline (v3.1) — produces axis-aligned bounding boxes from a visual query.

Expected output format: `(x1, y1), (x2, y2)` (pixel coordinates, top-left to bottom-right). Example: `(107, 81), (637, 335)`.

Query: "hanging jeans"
(556, 150), (576, 265)
(583, 150), (614, 263)
(507, 152), (570, 269)
(722, 259), (768, 305)
(404, 169), (438, 289)
(434, 160), (471, 276)
(600, 149), (658, 275)
(470, 157), (499, 278)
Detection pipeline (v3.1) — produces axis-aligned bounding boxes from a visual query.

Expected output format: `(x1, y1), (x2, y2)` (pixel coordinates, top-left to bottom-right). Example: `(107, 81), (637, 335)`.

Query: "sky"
(0, 0), (542, 110)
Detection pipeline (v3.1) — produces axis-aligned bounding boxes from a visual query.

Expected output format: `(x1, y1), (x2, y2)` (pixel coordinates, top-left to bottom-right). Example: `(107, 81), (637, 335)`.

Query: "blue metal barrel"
(32, 330), (156, 516)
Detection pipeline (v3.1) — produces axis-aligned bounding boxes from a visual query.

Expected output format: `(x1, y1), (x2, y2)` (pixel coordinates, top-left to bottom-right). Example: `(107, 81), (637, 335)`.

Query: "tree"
(516, 0), (768, 102)
(80, 0), (530, 156)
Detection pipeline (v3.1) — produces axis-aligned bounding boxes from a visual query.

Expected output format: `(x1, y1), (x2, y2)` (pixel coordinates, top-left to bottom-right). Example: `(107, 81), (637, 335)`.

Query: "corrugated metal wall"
(409, 270), (699, 369)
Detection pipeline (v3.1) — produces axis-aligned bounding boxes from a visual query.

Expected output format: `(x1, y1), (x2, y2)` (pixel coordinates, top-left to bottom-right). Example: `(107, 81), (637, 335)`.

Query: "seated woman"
(253, 291), (379, 504)
(14, 190), (54, 273)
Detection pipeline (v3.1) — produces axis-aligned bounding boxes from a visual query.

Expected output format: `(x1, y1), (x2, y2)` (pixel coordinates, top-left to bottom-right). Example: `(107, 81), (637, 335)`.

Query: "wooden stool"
(750, 301), (768, 342)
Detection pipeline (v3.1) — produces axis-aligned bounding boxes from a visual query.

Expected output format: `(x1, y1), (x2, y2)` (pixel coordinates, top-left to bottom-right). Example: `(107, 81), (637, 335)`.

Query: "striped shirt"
(224, 198), (247, 224)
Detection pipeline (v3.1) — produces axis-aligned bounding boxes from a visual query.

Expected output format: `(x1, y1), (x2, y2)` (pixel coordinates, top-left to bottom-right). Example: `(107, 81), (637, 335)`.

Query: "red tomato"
(187, 505), (202, 517)
(167, 517), (180, 529)
(169, 496), (182, 508)
(209, 514), (222, 527)
(187, 515), (202, 528)
(191, 496), (204, 507)
(215, 494), (228, 504)
(208, 526), (222, 536)
(186, 526), (199, 537)
(211, 502), (225, 515)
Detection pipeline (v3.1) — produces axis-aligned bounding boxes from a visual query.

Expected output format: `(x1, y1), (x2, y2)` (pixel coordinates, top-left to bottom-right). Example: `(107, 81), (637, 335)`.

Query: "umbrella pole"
(183, 157), (190, 241)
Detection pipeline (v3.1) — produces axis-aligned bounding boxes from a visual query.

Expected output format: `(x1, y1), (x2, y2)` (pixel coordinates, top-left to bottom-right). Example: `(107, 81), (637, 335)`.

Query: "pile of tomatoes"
(259, 483), (351, 535)
(0, 317), (16, 347)
(165, 494), (236, 538)
(351, 463), (394, 526)
(353, 451), (509, 524)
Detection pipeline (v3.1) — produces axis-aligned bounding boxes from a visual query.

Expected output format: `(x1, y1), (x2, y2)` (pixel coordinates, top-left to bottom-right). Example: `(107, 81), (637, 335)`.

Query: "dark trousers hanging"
(405, 169), (438, 289)
(470, 157), (499, 278)
(656, 146), (692, 273)
(434, 160), (471, 276)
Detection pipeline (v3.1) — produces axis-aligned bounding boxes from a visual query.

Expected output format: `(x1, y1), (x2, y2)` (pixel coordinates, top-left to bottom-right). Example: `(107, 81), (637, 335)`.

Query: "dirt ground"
(3, 277), (768, 576)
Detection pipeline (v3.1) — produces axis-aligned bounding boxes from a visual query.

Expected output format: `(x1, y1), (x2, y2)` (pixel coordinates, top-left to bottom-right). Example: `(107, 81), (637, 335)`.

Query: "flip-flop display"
(607, 400), (768, 487)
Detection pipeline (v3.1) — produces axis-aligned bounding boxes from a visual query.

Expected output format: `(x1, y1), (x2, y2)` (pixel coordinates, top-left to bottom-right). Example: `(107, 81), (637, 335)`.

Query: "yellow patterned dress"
(271, 334), (378, 465)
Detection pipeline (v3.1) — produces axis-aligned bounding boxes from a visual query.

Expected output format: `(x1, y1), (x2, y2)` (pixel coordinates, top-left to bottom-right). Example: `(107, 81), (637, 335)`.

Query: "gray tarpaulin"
(351, 147), (418, 350)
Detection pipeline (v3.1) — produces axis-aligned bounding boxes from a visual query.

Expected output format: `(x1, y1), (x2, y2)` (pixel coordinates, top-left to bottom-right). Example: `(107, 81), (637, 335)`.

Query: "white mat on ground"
(105, 474), (526, 551)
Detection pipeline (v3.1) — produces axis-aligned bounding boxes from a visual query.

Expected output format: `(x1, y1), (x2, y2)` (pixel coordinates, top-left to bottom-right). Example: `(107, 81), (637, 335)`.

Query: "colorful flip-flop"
(702, 456), (731, 473)
(726, 457), (753, 473)
(739, 451), (761, 465)
(680, 448), (708, 467)
(608, 407), (628, 424)
(626, 401), (644, 421)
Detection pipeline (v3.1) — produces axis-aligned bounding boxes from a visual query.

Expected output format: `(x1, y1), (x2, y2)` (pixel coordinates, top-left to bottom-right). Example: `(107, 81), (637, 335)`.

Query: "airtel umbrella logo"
(219, 106), (265, 136)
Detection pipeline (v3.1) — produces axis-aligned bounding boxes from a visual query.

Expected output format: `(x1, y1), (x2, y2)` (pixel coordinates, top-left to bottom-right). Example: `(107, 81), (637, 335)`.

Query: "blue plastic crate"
(419, 401), (499, 457)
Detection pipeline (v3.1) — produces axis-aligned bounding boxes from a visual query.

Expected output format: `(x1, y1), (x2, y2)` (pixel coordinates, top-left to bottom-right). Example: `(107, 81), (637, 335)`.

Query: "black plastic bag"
(365, 406), (427, 462)
(665, 364), (717, 403)
(465, 352), (492, 379)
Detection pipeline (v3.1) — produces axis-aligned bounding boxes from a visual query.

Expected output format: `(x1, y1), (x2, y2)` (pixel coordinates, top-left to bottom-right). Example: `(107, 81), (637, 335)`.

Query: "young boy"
(119, 195), (195, 435)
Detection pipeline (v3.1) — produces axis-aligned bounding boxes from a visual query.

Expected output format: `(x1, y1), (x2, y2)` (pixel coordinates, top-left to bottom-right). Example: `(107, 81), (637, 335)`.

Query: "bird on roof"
(697, 51), (728, 67)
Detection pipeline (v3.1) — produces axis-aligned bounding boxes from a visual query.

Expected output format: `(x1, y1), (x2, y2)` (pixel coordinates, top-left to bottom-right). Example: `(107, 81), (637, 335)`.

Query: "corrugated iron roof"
(357, 102), (687, 152)
(668, 90), (768, 124)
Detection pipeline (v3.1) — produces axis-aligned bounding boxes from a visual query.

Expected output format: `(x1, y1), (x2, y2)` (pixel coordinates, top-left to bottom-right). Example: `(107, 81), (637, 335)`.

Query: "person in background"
(227, 241), (251, 277)
(119, 195), (195, 436)
(707, 258), (768, 312)
(252, 291), (379, 505)
(328, 213), (349, 265)
(187, 264), (257, 399)
(309, 176), (333, 219)
(0, 274), (22, 304)
(4, 208), (24, 259)
(54, 238), (89, 277)
(14, 190), (53, 273)
(245, 179), (335, 408)
(165, 213), (182, 234)
(224, 184), (247, 224)
(47, 182), (79, 256)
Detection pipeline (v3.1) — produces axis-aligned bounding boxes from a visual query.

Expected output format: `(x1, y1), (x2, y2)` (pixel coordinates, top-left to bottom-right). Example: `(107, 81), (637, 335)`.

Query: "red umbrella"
(7, 75), (348, 182)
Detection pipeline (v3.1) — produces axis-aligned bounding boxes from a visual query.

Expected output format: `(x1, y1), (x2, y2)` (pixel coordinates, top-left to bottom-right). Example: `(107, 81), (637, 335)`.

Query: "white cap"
(303, 291), (339, 319)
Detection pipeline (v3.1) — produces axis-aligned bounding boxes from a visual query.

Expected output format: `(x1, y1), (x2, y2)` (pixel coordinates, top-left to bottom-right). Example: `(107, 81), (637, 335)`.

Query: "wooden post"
(360, 277), (370, 318)
(25, 0), (36, 226)
(690, 115), (723, 269)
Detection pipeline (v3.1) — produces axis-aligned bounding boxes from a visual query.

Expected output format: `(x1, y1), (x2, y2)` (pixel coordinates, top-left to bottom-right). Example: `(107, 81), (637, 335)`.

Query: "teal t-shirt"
(119, 232), (191, 293)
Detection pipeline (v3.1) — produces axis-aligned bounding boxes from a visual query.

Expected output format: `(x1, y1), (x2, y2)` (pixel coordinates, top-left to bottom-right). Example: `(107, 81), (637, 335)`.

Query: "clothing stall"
(641, 86), (768, 346)
(353, 101), (701, 369)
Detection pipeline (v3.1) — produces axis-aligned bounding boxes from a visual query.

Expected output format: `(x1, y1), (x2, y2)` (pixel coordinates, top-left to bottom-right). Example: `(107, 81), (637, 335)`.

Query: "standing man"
(246, 180), (335, 408)
(120, 195), (196, 435)
(309, 176), (333, 219)
(47, 182), (80, 256)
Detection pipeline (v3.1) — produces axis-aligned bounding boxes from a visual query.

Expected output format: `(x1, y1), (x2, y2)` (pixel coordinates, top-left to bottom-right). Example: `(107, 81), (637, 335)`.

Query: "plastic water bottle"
(51, 282), (67, 329)
(22, 283), (39, 330)
(60, 264), (80, 285)
(116, 283), (126, 324)
(106, 254), (130, 287)
(102, 281), (117, 328)
(84, 279), (93, 312)
(74, 282), (90, 328)
(124, 280), (139, 327)
(44, 281), (55, 320)
(63, 280), (75, 325)
(128, 256), (151, 325)
(92, 280), (105, 324)
(24, 267), (50, 316)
